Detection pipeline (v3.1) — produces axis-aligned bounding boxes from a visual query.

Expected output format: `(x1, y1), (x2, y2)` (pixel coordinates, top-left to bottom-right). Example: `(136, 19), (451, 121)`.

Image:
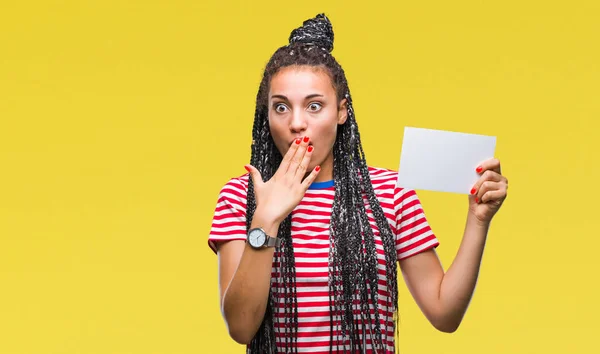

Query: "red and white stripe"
(208, 167), (439, 353)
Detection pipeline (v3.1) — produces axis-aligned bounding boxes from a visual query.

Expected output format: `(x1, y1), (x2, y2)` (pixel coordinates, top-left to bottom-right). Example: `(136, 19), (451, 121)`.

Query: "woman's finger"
(277, 137), (302, 177)
(477, 180), (503, 197)
(474, 180), (507, 203)
(301, 165), (321, 190)
(287, 136), (310, 176)
(295, 144), (314, 181)
(480, 189), (507, 204)
(475, 157), (502, 175)
(470, 170), (504, 197)
(244, 164), (264, 188)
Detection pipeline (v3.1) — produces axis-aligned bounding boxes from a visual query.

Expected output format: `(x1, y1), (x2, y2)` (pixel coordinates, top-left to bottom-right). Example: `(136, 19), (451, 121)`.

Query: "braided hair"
(245, 14), (399, 353)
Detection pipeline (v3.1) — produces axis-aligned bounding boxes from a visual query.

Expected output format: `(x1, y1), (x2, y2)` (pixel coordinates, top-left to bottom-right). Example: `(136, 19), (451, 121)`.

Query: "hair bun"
(288, 13), (334, 52)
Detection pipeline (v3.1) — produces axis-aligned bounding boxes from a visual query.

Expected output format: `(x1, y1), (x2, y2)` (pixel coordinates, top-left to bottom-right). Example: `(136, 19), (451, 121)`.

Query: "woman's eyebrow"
(305, 94), (324, 99)
(271, 94), (325, 101)
(271, 94), (289, 101)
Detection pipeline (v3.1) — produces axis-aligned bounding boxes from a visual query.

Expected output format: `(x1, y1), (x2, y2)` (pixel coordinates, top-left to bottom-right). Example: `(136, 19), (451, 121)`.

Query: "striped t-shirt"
(208, 166), (440, 353)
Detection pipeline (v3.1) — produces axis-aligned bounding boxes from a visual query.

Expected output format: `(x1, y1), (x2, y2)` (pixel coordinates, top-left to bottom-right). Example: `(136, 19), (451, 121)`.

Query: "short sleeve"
(207, 176), (249, 253)
(394, 187), (440, 260)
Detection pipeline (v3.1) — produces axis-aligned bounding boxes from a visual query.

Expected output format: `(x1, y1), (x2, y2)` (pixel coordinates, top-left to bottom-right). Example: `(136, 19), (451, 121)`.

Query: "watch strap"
(265, 236), (282, 248)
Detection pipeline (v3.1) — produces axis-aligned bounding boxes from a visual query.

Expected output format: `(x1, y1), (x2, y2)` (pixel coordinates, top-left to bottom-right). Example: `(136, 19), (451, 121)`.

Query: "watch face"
(248, 229), (266, 248)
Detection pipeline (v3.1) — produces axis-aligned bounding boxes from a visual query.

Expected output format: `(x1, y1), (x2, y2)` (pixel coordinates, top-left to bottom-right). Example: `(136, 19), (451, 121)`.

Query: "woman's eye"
(308, 103), (322, 112)
(275, 104), (288, 113)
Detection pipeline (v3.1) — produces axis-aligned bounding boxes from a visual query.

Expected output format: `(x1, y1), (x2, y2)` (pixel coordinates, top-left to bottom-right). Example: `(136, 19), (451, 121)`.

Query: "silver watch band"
(266, 236), (282, 248)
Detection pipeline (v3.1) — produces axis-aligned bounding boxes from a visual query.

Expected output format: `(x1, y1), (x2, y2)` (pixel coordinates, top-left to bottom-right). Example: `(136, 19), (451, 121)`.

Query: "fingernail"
(303, 136), (310, 143)
(476, 166), (483, 173)
(295, 138), (301, 144)
(244, 165), (250, 172)
(475, 197), (479, 203)
(307, 146), (314, 153)
(315, 165), (321, 172)
(470, 188), (476, 195)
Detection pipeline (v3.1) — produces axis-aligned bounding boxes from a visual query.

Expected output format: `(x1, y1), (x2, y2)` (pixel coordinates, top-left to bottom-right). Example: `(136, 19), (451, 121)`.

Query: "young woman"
(208, 14), (508, 354)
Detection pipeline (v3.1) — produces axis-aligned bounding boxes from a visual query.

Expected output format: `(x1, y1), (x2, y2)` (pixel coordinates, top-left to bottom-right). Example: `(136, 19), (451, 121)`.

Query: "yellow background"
(1, 0), (598, 353)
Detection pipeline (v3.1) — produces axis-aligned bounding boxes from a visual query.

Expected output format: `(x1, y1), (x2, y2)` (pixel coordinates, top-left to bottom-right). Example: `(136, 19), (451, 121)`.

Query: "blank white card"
(396, 127), (496, 194)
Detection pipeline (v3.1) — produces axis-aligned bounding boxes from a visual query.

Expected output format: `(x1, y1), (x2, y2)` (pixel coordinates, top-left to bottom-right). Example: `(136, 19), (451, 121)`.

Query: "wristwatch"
(247, 228), (282, 249)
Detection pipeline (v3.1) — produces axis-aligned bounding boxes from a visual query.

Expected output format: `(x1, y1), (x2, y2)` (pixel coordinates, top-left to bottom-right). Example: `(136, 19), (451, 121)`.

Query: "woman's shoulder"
(366, 166), (398, 185)
(366, 166), (415, 196)
(218, 173), (250, 195)
(365, 166), (399, 197)
(367, 166), (397, 177)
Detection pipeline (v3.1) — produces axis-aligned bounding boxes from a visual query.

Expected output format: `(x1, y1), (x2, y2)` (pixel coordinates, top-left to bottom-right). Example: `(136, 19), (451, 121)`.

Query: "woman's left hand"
(469, 158), (508, 225)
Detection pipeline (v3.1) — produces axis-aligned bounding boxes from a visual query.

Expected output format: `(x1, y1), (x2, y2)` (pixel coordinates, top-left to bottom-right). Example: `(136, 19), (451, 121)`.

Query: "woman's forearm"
(221, 211), (280, 344)
(437, 213), (490, 332)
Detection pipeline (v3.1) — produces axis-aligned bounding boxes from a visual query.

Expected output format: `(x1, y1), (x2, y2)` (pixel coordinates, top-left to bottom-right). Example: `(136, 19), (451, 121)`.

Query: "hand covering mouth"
(289, 137), (313, 147)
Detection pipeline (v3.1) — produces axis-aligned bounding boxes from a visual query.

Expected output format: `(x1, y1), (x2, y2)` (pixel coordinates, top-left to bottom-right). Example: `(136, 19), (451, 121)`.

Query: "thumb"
(244, 164), (263, 187)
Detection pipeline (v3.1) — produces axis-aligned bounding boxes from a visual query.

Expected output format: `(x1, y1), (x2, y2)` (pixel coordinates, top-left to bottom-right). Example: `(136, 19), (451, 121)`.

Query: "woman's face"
(268, 65), (347, 181)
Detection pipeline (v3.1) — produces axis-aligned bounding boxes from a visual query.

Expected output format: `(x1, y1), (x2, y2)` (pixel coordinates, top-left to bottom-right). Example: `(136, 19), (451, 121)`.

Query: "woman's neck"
(312, 150), (334, 182)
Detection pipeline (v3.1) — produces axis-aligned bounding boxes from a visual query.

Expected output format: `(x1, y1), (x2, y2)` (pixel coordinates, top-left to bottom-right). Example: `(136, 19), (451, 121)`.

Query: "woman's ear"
(338, 99), (348, 125)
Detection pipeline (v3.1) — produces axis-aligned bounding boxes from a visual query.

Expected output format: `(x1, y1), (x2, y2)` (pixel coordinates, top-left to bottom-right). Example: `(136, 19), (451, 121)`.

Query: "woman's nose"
(289, 111), (308, 133)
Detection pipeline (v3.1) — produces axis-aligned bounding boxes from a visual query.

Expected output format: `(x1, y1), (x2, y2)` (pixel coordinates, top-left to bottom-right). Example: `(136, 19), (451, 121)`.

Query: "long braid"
(246, 89), (299, 353)
(246, 14), (399, 353)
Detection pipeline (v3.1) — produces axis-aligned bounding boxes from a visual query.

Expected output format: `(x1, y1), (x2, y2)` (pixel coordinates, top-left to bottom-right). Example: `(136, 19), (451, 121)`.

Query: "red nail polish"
(315, 165), (321, 172)
(470, 188), (476, 195)
(303, 136), (310, 143)
(476, 166), (483, 173)
(475, 197), (479, 203)
(307, 146), (314, 153)
(244, 165), (250, 172)
(295, 138), (301, 144)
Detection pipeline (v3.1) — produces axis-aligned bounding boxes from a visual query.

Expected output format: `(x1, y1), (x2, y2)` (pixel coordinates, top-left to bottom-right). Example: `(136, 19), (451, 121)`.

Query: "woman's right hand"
(245, 136), (320, 225)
